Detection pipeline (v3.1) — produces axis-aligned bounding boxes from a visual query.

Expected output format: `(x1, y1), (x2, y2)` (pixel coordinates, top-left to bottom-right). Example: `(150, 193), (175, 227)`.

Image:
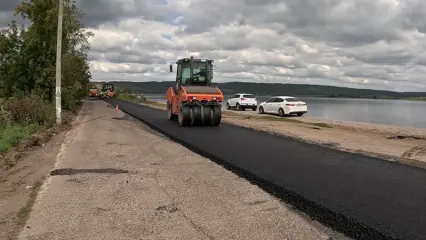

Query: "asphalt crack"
(153, 169), (216, 240)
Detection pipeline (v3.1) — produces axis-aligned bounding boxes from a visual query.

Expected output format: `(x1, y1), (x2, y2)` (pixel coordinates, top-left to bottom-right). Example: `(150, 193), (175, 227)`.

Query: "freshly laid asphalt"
(106, 98), (426, 240)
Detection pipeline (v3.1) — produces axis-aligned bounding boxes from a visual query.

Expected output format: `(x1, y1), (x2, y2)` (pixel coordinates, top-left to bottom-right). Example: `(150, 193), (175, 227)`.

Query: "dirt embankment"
(140, 101), (426, 168)
(0, 111), (77, 240)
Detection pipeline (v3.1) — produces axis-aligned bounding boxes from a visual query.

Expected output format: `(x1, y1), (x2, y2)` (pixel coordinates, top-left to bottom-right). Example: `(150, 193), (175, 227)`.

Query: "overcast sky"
(2, 0), (426, 91)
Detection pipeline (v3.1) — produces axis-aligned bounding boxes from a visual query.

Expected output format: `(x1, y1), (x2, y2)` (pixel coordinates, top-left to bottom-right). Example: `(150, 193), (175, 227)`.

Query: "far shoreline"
(141, 92), (426, 102)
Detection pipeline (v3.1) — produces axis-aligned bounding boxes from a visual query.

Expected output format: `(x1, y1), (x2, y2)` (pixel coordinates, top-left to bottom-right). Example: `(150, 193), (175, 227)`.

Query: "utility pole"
(55, 0), (64, 125)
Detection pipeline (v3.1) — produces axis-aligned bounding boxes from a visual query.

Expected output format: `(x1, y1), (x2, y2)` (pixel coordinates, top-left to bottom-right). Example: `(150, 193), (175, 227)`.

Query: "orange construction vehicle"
(100, 83), (115, 98)
(88, 86), (99, 98)
(166, 56), (224, 127)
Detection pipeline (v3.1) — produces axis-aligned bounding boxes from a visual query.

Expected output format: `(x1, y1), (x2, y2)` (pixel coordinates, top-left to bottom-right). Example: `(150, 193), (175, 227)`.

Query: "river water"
(145, 94), (426, 129)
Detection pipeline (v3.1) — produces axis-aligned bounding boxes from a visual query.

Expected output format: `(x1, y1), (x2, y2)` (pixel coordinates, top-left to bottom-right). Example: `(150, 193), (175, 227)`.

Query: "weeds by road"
(116, 93), (166, 109)
(116, 93), (148, 103)
(0, 124), (40, 153)
(0, 95), (53, 154)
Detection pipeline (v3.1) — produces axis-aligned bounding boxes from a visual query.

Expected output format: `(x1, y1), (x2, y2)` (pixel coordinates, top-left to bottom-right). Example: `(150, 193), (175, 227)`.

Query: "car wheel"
(252, 106), (257, 111)
(236, 103), (241, 111)
(297, 113), (304, 117)
(226, 102), (230, 110)
(278, 108), (285, 117)
(259, 106), (264, 114)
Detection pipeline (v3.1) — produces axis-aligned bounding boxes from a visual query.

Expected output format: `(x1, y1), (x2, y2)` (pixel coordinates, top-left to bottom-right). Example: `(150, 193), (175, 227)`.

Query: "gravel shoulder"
(17, 100), (338, 240)
(141, 101), (426, 168)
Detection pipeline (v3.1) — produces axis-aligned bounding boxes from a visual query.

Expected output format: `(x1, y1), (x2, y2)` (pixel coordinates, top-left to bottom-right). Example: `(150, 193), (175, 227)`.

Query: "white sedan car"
(258, 96), (307, 117)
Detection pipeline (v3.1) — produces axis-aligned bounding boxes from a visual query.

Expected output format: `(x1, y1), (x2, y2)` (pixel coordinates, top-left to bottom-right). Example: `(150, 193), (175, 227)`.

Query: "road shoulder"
(0, 109), (81, 240)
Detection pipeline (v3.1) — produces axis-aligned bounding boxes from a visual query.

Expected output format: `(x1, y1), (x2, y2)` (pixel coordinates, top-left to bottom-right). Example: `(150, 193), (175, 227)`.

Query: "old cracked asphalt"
(18, 100), (333, 240)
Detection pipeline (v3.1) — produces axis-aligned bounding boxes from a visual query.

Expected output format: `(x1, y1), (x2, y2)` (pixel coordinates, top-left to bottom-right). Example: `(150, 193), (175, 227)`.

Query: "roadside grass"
(0, 124), (40, 153)
(149, 102), (167, 109)
(16, 179), (43, 227)
(0, 92), (81, 156)
(116, 93), (149, 103)
(117, 93), (167, 109)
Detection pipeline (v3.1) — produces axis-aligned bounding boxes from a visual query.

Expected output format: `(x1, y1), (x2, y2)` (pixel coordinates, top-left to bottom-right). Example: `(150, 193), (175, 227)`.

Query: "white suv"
(226, 93), (258, 111)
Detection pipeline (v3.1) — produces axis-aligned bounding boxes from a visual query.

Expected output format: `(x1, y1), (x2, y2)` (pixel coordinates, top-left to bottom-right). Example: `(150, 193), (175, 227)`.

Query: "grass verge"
(116, 93), (167, 109)
(116, 93), (149, 103)
(0, 124), (41, 153)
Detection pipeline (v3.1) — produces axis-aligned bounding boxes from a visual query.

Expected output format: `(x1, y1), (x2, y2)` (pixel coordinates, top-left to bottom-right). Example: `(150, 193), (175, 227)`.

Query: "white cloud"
(3, 0), (426, 91)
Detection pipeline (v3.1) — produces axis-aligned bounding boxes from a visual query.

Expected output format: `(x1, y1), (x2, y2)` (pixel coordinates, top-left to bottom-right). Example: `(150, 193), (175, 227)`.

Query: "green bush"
(0, 98), (12, 126)
(61, 85), (86, 113)
(3, 94), (55, 125)
(61, 88), (78, 112)
(0, 124), (40, 153)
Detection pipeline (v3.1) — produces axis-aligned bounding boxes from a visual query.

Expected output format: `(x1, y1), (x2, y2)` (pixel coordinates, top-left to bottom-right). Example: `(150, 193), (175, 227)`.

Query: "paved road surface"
(18, 100), (333, 240)
(106, 98), (426, 240)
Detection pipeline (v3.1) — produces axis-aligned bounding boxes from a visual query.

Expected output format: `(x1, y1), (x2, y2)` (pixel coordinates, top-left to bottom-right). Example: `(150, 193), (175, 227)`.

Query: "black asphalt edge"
(104, 99), (396, 240)
(227, 113), (426, 173)
(222, 120), (424, 170)
(141, 103), (422, 170)
(221, 112), (426, 171)
(136, 101), (426, 173)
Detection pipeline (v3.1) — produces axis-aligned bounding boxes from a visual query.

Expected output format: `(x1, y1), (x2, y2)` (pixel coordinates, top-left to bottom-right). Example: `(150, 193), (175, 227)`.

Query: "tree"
(0, 0), (93, 109)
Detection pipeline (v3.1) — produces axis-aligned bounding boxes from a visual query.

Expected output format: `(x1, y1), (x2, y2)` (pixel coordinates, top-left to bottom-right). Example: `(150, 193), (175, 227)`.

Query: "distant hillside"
(93, 81), (426, 99)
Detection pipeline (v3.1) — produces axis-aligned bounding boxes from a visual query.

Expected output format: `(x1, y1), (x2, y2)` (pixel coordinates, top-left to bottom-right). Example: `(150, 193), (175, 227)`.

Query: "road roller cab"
(166, 56), (223, 126)
(100, 83), (115, 98)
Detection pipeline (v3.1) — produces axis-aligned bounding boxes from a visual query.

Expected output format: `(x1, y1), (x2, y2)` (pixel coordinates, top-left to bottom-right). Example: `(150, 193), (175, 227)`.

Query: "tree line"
(0, 0), (92, 112)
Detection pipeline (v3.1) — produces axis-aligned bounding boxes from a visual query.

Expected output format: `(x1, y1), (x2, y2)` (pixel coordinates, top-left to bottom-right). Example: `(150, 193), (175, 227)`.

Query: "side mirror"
(169, 64), (173, 72)
(212, 65), (217, 70)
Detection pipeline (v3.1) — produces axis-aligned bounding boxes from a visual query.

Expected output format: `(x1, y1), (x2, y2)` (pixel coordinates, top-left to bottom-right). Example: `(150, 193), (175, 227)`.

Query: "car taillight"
(241, 98), (246, 100)
(286, 104), (295, 106)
